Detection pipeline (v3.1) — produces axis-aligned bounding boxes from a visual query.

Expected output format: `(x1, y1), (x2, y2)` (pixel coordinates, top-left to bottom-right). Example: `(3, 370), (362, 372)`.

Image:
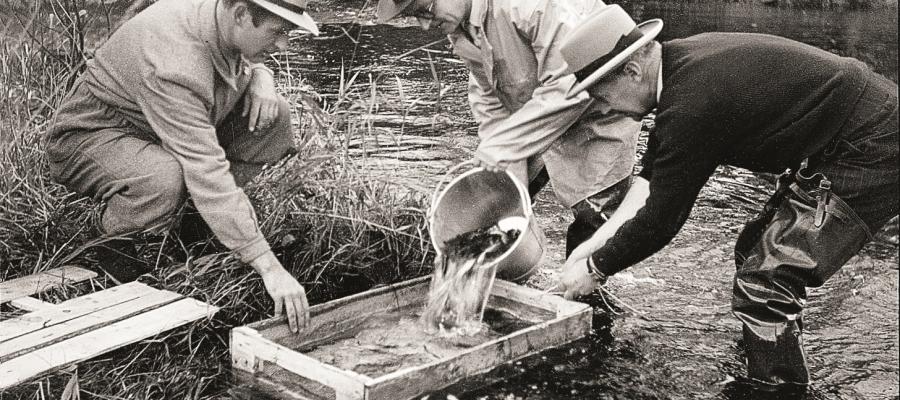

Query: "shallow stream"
(260, 1), (899, 399)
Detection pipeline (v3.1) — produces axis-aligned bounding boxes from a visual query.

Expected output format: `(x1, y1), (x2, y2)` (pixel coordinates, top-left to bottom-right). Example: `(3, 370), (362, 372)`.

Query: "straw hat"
(561, 5), (662, 98)
(251, 0), (320, 35)
(375, 0), (416, 23)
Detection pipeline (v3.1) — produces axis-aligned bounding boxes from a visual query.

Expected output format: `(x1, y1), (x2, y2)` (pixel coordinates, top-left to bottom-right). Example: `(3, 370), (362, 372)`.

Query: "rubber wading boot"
(96, 239), (152, 282)
(742, 320), (810, 387)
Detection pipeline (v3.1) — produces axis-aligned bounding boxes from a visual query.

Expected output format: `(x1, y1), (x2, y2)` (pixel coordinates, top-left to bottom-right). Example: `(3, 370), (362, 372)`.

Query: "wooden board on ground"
(0, 281), (219, 389)
(231, 277), (591, 400)
(7, 296), (55, 312)
(0, 266), (97, 304)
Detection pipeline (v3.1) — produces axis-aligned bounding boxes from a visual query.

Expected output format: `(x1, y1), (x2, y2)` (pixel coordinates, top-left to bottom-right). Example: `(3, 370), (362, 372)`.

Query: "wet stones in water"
(421, 223), (521, 336)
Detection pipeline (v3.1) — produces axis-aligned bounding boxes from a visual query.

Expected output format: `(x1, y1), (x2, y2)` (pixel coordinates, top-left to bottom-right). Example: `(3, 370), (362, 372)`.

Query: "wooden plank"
(0, 288), (183, 362)
(365, 307), (591, 400)
(232, 327), (370, 400)
(7, 296), (55, 312)
(0, 266), (97, 303)
(0, 282), (158, 342)
(0, 297), (218, 389)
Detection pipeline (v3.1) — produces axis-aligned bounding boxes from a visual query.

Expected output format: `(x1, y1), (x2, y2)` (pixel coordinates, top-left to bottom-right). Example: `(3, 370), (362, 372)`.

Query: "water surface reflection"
(268, 2), (898, 399)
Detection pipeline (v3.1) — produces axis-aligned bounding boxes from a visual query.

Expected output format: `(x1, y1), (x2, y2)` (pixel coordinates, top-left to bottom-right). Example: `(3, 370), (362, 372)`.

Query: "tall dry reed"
(0, 1), (433, 398)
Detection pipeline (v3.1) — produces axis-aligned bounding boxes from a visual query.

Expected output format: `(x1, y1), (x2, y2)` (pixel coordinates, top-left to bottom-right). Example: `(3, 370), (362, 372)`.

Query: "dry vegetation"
(0, 1), (432, 398)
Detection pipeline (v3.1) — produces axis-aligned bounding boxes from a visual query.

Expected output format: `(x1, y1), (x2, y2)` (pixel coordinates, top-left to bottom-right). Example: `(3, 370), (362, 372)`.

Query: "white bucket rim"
(427, 166), (534, 270)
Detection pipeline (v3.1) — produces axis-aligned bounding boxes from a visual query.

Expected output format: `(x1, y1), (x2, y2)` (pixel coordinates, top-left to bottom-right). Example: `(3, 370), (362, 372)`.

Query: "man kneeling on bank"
(46, 0), (320, 332)
(556, 5), (898, 388)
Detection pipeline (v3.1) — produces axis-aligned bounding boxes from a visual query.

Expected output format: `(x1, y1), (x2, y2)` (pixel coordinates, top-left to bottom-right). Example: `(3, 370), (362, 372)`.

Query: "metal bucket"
(428, 163), (546, 282)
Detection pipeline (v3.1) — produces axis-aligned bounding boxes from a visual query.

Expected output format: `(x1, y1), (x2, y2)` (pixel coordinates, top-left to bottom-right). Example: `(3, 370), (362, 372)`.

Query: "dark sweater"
(591, 32), (873, 275)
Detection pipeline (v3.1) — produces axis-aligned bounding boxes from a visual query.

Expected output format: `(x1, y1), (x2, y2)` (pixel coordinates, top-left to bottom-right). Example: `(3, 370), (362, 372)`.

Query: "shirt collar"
(201, 0), (241, 91)
(656, 56), (663, 103)
(656, 63), (662, 104)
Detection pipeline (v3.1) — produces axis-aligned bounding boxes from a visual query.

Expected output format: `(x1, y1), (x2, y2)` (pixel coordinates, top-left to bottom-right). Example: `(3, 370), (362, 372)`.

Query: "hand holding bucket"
(427, 161), (546, 282)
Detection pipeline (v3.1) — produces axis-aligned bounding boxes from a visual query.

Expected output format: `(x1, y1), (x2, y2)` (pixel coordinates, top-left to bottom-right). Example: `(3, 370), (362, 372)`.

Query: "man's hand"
(251, 252), (310, 332)
(244, 66), (280, 134)
(473, 153), (510, 173)
(559, 257), (606, 300)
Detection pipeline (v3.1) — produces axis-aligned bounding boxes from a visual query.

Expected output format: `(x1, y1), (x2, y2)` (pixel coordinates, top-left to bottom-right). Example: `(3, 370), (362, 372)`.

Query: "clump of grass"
(1, 3), (434, 399)
(0, 2), (98, 280)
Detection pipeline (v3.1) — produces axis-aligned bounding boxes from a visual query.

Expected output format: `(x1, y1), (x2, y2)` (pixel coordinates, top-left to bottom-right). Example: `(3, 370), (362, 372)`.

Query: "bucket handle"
(428, 160), (478, 218)
(427, 160), (533, 220)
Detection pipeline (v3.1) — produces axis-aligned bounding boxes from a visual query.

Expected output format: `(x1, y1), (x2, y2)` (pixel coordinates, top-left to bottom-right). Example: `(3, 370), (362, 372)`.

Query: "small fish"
(443, 223), (521, 261)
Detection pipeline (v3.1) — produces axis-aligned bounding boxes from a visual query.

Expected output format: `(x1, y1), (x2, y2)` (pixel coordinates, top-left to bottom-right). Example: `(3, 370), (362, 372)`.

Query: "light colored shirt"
(79, 0), (271, 262)
(657, 57), (663, 103)
(450, 0), (640, 206)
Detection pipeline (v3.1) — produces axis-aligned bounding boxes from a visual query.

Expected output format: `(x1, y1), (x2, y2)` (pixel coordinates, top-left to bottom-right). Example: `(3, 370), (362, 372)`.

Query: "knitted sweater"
(591, 32), (873, 275)
(48, 0), (271, 263)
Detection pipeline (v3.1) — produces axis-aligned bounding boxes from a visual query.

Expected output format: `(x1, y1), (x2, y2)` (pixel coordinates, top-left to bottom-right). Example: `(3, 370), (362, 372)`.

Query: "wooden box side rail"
(489, 280), (588, 316)
(232, 277), (592, 400)
(252, 277), (431, 349)
(365, 298), (591, 399)
(232, 327), (373, 400)
(233, 368), (335, 400)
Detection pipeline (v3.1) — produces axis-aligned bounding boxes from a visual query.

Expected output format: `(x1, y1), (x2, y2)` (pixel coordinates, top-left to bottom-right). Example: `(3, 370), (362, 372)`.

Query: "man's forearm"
(569, 177), (651, 261)
(249, 63), (275, 78)
(476, 87), (591, 165)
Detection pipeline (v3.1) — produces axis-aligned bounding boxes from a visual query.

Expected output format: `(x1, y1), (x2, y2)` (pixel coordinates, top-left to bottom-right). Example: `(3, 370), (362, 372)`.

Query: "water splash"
(420, 223), (520, 336)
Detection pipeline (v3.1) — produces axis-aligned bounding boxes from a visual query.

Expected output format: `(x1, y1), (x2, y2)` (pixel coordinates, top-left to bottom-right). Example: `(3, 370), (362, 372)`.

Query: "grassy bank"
(0, 3), (432, 399)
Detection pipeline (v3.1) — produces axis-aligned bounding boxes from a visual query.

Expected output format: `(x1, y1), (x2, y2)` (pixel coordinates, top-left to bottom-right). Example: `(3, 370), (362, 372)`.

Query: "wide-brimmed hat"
(376, 0), (416, 23)
(561, 5), (662, 98)
(251, 0), (320, 35)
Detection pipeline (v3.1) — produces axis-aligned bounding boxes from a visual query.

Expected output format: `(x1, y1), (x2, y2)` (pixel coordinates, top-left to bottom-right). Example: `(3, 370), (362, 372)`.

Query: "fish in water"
(421, 223), (521, 336)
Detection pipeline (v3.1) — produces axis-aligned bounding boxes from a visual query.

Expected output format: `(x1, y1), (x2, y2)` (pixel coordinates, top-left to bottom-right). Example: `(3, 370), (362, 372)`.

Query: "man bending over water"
(557, 5), (897, 388)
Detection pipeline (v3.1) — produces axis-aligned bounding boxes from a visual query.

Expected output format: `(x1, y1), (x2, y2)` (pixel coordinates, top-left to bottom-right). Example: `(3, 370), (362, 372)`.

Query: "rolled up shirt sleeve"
(469, 71), (512, 140)
(136, 69), (271, 263)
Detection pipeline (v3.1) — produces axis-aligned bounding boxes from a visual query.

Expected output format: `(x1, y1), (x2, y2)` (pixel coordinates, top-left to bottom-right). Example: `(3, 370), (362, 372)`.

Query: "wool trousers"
(47, 82), (295, 237)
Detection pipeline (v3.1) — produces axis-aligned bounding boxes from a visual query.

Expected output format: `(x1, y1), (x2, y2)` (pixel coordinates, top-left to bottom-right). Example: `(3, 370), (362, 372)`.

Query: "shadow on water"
(241, 2), (897, 399)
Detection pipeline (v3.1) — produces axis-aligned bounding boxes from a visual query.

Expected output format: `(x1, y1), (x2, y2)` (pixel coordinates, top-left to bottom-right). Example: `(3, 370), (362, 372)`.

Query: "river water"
(266, 1), (898, 399)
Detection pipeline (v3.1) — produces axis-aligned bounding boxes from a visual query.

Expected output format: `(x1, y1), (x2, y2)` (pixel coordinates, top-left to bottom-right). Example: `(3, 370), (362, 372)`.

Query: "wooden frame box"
(231, 276), (590, 400)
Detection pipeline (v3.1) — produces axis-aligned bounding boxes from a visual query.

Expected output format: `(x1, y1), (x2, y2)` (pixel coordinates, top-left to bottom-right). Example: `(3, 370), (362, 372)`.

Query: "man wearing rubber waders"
(376, 0), (643, 264)
(46, 0), (320, 333)
(556, 5), (898, 389)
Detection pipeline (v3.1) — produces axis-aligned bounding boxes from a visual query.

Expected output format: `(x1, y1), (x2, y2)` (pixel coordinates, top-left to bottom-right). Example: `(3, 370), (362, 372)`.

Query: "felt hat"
(561, 5), (662, 98)
(376, 0), (416, 23)
(251, 0), (320, 35)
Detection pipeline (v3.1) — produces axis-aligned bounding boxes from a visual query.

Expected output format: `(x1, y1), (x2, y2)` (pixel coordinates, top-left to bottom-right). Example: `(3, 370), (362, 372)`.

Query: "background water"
(268, 1), (899, 399)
